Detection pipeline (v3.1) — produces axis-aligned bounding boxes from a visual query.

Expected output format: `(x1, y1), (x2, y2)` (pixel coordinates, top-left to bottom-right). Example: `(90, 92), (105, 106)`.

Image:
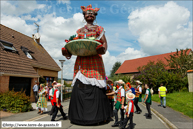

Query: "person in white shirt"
(120, 92), (135, 129)
(51, 83), (67, 121)
(33, 82), (39, 103)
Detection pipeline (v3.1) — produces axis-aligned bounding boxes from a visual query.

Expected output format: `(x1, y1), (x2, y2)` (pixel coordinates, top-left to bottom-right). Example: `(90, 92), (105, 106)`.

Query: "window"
(21, 46), (34, 59)
(25, 51), (33, 59)
(0, 39), (17, 52)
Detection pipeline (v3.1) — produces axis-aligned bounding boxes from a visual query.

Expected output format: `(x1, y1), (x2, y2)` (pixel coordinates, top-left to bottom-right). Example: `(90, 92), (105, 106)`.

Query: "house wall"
(0, 76), (9, 93)
(118, 73), (139, 80)
(0, 75), (39, 102)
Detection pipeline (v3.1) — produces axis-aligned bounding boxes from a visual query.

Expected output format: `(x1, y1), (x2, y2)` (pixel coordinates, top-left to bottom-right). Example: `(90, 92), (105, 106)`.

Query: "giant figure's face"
(84, 11), (96, 22)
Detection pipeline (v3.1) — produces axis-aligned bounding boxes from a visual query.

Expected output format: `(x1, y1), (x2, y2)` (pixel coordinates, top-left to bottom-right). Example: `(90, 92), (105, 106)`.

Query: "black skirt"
(68, 79), (112, 125)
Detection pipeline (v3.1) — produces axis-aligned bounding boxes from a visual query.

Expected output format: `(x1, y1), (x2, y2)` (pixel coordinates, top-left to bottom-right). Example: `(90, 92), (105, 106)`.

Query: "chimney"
(32, 33), (41, 44)
(36, 38), (40, 44)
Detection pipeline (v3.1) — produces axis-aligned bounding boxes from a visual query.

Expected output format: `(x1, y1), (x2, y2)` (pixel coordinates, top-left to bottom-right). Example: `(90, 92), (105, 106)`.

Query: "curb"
(140, 102), (177, 129)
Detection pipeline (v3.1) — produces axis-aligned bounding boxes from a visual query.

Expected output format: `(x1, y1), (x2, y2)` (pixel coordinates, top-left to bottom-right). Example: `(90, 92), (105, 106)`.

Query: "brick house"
(115, 49), (193, 79)
(0, 24), (61, 102)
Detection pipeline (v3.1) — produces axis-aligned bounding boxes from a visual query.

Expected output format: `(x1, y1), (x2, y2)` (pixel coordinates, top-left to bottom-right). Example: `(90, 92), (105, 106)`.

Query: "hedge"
(0, 90), (32, 113)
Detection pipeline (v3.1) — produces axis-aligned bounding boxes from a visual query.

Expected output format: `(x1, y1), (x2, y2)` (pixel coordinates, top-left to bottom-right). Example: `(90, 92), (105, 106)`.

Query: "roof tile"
(115, 49), (192, 74)
(0, 24), (61, 76)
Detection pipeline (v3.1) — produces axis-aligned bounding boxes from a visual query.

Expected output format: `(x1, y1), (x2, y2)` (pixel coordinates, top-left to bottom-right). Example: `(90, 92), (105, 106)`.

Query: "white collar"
(118, 86), (122, 90)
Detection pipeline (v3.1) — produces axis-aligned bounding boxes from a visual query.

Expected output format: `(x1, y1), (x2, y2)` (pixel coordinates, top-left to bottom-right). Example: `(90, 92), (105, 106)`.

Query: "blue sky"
(1, 0), (192, 79)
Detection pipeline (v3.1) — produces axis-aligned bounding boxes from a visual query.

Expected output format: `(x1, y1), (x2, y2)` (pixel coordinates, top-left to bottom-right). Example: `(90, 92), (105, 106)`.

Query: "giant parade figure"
(62, 4), (112, 125)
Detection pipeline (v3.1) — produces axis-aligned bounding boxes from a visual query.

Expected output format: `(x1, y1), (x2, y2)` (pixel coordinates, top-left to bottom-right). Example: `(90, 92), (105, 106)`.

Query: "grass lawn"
(151, 92), (193, 118)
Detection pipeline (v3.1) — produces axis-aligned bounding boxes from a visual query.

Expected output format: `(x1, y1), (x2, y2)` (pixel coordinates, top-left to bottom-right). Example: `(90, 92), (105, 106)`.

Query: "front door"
(9, 77), (31, 96)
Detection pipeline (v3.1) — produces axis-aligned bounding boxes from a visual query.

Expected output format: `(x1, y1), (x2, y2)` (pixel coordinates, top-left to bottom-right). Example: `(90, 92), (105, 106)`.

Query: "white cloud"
(57, 0), (71, 4)
(1, 14), (36, 36)
(38, 13), (84, 41)
(21, 15), (40, 21)
(1, 1), (46, 16)
(117, 47), (145, 62)
(102, 51), (117, 75)
(128, 1), (192, 55)
(103, 48), (144, 76)
(36, 12), (85, 78)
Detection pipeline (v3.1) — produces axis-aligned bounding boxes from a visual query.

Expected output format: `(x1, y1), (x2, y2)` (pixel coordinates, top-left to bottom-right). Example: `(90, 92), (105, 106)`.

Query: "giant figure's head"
(81, 4), (100, 23)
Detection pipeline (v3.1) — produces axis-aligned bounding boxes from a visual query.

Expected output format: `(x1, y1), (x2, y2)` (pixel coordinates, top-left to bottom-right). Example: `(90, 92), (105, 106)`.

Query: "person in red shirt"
(49, 81), (57, 117)
(51, 83), (67, 121)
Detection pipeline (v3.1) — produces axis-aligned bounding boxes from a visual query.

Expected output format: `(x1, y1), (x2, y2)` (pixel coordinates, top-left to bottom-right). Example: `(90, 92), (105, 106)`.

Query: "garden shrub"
(133, 61), (188, 93)
(0, 90), (32, 113)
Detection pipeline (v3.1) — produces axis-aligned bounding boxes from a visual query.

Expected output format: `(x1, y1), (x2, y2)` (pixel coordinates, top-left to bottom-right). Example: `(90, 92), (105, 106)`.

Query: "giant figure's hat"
(81, 4), (100, 13)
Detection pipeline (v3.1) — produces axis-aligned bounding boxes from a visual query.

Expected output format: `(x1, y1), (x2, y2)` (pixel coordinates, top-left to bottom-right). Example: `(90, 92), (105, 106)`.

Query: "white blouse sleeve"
(139, 87), (142, 92)
(121, 89), (125, 97)
(56, 91), (59, 98)
(128, 102), (132, 114)
(49, 89), (52, 96)
(145, 89), (149, 95)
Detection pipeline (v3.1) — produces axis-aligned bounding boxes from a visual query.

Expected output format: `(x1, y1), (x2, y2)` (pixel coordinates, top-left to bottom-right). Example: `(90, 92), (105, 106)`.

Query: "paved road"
(151, 101), (193, 129)
(1, 100), (168, 129)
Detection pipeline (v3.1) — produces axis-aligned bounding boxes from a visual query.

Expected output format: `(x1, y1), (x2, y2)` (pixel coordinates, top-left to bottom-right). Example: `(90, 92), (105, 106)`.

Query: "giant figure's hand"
(96, 34), (107, 55)
(62, 47), (72, 59)
(96, 45), (105, 55)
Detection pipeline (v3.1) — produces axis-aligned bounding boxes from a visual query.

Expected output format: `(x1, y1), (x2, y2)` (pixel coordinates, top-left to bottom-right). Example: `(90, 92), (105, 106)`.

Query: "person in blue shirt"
(126, 82), (135, 97)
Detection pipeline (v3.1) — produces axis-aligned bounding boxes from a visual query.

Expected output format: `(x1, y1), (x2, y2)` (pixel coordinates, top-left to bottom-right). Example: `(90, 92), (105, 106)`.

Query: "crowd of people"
(106, 79), (154, 129)
(33, 81), (67, 121)
(32, 78), (167, 129)
(32, 77), (167, 126)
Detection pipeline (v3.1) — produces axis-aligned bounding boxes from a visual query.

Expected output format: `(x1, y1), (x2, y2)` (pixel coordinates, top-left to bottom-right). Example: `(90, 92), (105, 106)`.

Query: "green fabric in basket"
(65, 39), (101, 56)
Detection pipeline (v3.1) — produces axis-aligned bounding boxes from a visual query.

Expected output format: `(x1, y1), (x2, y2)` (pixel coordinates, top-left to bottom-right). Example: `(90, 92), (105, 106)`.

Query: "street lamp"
(59, 60), (65, 102)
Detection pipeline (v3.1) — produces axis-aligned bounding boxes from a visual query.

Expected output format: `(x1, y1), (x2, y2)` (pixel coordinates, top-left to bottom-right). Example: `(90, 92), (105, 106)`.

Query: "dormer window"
(0, 39), (17, 53)
(21, 46), (34, 59)
(26, 51), (33, 59)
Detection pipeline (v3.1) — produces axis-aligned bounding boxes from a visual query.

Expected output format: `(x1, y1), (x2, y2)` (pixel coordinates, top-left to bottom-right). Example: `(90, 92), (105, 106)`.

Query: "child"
(144, 84), (152, 119)
(120, 92), (135, 129)
(125, 82), (132, 105)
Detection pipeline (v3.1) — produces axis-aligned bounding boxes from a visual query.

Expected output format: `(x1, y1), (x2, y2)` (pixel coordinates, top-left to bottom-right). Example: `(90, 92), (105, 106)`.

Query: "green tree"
(109, 74), (131, 83)
(165, 49), (193, 77)
(110, 61), (122, 77)
(133, 61), (188, 93)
